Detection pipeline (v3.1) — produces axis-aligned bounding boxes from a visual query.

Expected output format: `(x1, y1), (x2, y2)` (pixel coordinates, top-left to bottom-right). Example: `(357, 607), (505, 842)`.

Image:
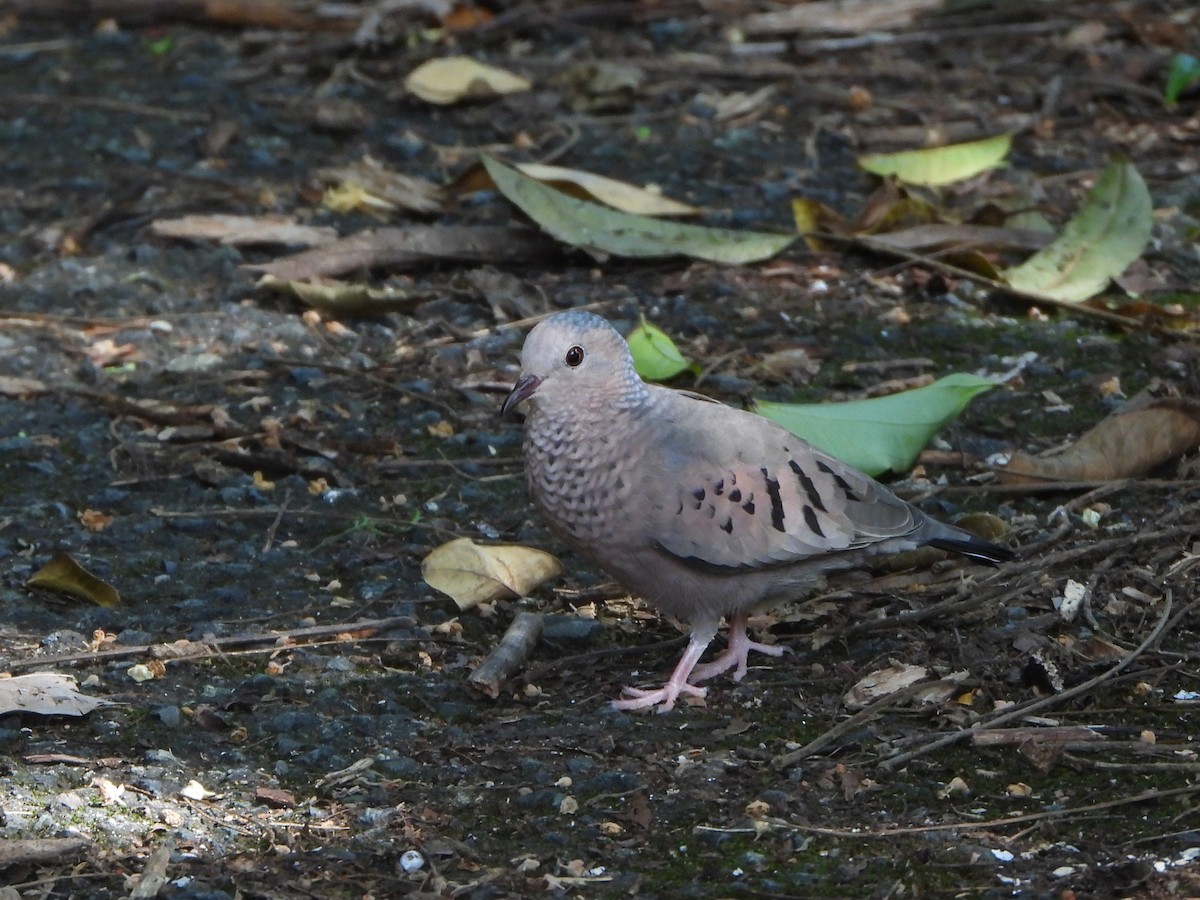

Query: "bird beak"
(501, 373), (543, 415)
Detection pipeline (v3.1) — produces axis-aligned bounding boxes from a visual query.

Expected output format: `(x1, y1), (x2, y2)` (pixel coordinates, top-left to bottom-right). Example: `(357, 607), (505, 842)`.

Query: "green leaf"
(144, 35), (174, 56)
(482, 156), (793, 264)
(753, 374), (996, 477)
(1165, 53), (1200, 105)
(858, 134), (1012, 187)
(1002, 160), (1152, 302)
(627, 320), (690, 381)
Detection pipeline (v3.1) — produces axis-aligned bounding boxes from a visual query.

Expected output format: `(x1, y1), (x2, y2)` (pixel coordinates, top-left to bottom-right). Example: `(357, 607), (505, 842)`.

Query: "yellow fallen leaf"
(405, 57), (531, 105)
(516, 163), (698, 216)
(422, 538), (562, 610)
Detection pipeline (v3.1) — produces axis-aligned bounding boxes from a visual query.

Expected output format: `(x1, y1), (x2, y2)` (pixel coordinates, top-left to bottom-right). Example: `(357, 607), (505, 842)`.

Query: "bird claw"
(612, 681), (706, 714)
(691, 636), (789, 684)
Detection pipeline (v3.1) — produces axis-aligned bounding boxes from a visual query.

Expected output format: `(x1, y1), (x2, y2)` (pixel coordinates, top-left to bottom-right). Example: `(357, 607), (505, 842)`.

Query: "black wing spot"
(816, 460), (861, 502)
(743, 499), (755, 514)
(728, 488), (742, 503)
(693, 487), (706, 502)
(713, 478), (724, 496)
(788, 459), (827, 513)
(803, 505), (824, 537)
(720, 517), (733, 534)
(761, 467), (786, 533)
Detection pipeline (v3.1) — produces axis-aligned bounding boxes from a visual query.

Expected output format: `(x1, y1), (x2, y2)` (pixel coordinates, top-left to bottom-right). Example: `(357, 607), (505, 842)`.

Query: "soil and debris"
(1, 1), (1200, 897)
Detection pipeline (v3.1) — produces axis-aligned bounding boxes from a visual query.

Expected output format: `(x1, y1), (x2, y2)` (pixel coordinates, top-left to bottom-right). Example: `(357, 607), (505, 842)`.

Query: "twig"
(878, 590), (1174, 771)
(1062, 754), (1200, 772)
(520, 636), (688, 683)
(468, 612), (544, 699)
(829, 233), (1200, 340)
(2, 615), (422, 672)
(772, 680), (928, 770)
(261, 489), (290, 553)
(0, 92), (210, 122)
(971, 726), (1105, 746)
(923, 479), (1200, 497)
(697, 784), (1200, 840)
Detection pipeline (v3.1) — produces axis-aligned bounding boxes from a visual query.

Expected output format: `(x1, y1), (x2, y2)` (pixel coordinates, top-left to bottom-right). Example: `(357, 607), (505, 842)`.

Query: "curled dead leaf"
(996, 396), (1200, 483)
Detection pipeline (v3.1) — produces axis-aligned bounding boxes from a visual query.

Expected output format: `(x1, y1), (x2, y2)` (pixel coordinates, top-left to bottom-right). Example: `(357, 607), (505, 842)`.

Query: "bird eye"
(564, 345), (585, 367)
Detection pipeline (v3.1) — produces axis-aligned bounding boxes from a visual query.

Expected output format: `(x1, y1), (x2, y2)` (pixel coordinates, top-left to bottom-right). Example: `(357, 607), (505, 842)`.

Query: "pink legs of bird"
(690, 611), (787, 683)
(612, 613), (787, 713)
(611, 630), (712, 713)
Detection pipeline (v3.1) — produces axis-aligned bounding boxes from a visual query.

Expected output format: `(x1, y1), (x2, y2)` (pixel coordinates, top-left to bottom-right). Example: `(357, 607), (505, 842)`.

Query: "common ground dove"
(503, 311), (1014, 712)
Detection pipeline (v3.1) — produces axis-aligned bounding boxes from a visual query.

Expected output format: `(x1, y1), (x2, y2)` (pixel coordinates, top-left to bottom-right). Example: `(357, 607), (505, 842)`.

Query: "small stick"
(468, 612), (543, 699)
(2, 615), (420, 671)
(972, 726), (1105, 746)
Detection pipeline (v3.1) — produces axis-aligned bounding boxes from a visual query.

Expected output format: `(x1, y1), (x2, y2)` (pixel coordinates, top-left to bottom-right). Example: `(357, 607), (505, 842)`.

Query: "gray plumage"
(503, 311), (1013, 712)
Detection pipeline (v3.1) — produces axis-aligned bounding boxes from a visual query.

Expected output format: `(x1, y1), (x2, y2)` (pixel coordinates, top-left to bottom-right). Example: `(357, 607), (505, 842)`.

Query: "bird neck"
(613, 376), (650, 411)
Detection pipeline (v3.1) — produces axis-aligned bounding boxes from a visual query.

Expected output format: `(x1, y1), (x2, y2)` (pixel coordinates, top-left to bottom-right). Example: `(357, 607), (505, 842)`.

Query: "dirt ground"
(2, 1), (1200, 897)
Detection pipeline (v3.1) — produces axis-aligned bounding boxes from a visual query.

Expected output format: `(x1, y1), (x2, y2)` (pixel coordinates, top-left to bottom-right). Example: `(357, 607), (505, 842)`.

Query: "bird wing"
(641, 388), (923, 571)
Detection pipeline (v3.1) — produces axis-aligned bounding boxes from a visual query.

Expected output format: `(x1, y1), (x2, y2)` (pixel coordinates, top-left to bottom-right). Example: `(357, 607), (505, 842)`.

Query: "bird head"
(502, 311), (644, 415)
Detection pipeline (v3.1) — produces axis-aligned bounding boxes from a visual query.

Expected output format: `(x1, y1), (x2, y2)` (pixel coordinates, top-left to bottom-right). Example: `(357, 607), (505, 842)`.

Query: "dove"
(502, 311), (1014, 712)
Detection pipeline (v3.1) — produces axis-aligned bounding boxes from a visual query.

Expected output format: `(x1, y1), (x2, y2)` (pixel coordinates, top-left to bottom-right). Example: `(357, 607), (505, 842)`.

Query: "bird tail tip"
(927, 536), (1016, 566)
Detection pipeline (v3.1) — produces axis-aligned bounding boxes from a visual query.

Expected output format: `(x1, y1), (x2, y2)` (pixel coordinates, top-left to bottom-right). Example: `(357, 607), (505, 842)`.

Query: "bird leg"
(689, 611), (787, 684)
(612, 628), (715, 713)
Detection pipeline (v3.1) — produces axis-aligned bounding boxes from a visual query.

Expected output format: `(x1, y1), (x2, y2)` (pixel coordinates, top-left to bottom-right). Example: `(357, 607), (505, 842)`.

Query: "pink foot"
(690, 613), (787, 684)
(612, 681), (706, 713)
(611, 628), (715, 714)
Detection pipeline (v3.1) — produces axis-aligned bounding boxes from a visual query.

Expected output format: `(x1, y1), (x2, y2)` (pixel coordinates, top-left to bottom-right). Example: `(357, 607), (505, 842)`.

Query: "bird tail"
(927, 534), (1016, 566)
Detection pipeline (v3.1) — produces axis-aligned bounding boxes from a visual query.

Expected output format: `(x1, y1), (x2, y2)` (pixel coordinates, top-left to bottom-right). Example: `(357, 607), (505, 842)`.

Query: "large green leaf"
(1003, 160), (1152, 302)
(753, 374), (996, 476)
(482, 156), (793, 264)
(627, 320), (691, 381)
(858, 134), (1012, 187)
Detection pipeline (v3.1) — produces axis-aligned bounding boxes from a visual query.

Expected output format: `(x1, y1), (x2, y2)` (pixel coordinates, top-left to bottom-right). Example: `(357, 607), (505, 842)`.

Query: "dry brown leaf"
(316, 157), (443, 216)
(0, 375), (50, 397)
(844, 663), (927, 708)
(405, 57), (530, 105)
(422, 537), (562, 610)
(26, 553), (121, 607)
(0, 673), (116, 717)
(867, 223), (1053, 253)
(150, 214), (337, 247)
(78, 509), (114, 533)
(743, 0), (942, 36)
(261, 277), (422, 315)
(996, 397), (1200, 484)
(245, 225), (554, 281)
